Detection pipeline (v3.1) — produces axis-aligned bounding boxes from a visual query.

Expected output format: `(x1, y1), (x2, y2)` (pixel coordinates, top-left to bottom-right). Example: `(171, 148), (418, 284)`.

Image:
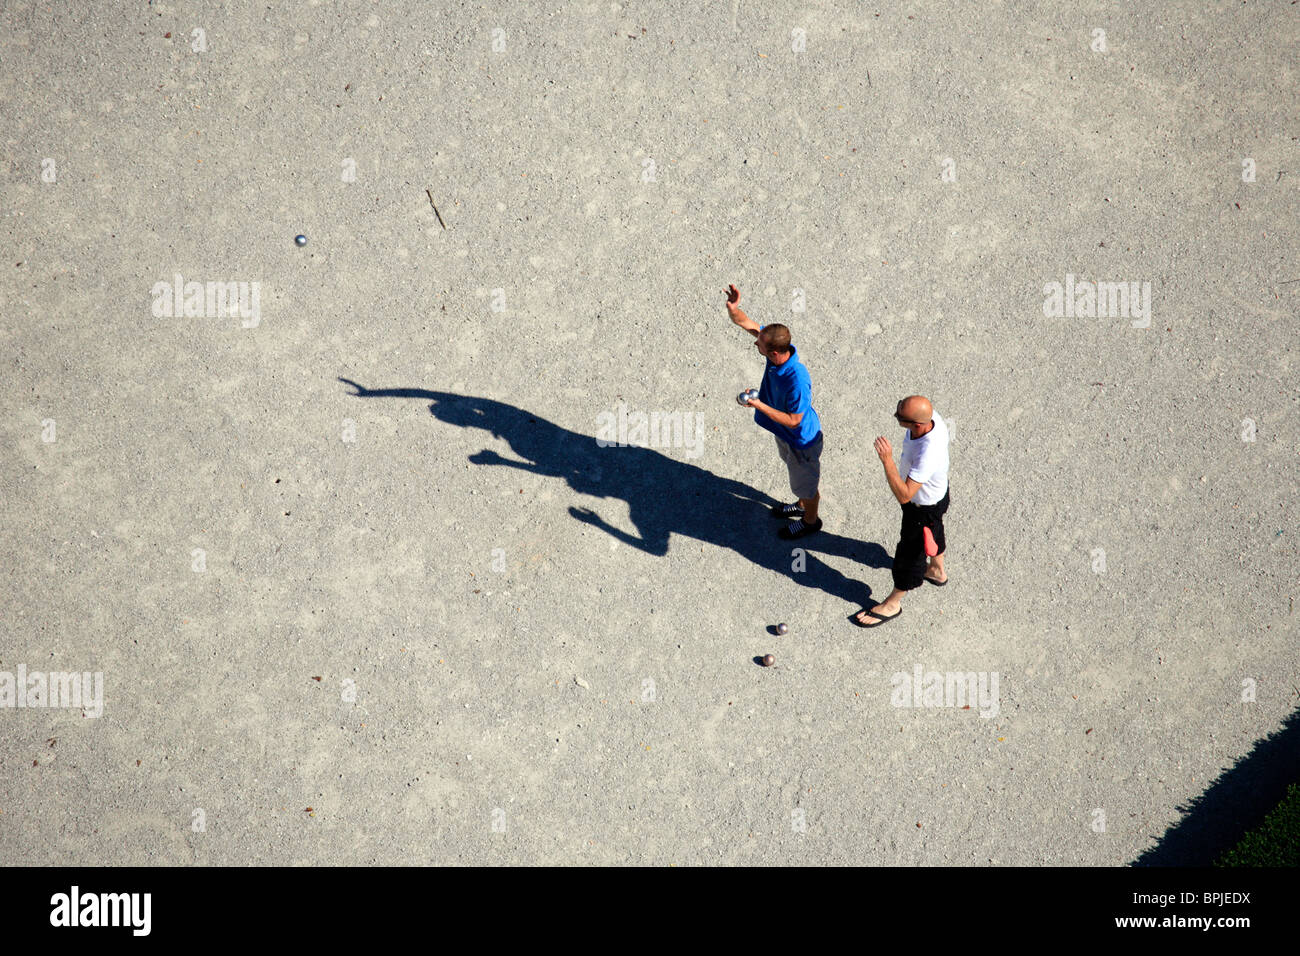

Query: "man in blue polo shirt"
(726, 284), (824, 539)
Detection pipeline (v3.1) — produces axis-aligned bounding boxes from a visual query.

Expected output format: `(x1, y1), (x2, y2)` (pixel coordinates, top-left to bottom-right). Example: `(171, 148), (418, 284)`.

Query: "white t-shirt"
(900, 411), (949, 505)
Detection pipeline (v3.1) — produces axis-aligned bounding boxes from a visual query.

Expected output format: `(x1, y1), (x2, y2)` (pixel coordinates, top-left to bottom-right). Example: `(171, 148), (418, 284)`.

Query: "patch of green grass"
(1215, 782), (1300, 867)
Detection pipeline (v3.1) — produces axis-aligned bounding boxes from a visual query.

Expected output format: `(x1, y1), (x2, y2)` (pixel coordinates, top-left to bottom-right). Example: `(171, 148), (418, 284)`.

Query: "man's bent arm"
(751, 401), (803, 430)
(883, 458), (923, 504)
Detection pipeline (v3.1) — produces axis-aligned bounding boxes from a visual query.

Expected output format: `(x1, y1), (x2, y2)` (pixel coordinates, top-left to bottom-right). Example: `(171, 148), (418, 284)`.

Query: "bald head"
(896, 395), (933, 426)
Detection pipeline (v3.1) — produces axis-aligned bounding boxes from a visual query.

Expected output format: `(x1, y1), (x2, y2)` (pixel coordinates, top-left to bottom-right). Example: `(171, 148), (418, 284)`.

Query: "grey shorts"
(775, 433), (823, 499)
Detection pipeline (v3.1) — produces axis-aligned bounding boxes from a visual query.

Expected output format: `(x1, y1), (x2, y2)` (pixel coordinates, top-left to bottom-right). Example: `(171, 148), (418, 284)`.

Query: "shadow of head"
(427, 395), (519, 434)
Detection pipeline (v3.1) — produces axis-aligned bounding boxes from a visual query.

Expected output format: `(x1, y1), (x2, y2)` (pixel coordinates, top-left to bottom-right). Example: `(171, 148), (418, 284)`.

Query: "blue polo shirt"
(755, 341), (822, 448)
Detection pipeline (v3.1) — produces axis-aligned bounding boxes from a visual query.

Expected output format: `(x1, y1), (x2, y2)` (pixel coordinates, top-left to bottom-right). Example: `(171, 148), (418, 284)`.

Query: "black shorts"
(892, 488), (950, 591)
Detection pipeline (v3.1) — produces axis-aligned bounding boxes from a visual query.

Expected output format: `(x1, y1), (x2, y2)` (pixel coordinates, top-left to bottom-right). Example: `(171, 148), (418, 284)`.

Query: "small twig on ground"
(426, 189), (446, 229)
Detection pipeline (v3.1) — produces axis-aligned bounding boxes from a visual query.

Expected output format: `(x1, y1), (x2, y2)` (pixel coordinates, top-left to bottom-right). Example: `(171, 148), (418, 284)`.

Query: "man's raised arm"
(725, 284), (760, 337)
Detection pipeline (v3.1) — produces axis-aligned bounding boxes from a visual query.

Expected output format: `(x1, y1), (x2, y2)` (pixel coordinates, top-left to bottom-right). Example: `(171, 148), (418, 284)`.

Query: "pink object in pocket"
(922, 526), (938, 557)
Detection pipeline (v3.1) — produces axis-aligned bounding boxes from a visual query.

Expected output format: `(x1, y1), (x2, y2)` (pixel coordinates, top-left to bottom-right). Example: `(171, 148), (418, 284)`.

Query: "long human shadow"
(1131, 706), (1300, 866)
(340, 378), (890, 608)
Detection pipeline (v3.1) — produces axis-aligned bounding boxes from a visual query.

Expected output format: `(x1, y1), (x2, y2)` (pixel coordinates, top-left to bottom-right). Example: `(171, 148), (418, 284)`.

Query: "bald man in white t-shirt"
(853, 395), (950, 628)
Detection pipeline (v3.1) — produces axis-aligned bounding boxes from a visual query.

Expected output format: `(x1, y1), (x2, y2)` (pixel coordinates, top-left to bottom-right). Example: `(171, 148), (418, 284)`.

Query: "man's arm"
(874, 436), (923, 504)
(750, 365), (810, 429)
(726, 284), (760, 338)
(749, 401), (803, 429)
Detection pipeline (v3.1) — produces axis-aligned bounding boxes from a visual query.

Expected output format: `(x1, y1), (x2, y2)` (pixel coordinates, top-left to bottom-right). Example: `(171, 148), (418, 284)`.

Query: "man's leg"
(923, 490), (950, 583)
(774, 436), (797, 510)
(795, 436), (823, 526)
(777, 436), (822, 537)
(856, 504), (922, 623)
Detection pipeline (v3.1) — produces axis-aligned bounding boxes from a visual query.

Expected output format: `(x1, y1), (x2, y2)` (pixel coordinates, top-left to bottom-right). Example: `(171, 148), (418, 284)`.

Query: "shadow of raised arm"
(338, 377), (439, 400)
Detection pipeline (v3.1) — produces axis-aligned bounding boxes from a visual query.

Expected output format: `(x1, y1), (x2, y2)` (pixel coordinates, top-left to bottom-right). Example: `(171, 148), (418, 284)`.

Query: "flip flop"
(923, 573), (947, 587)
(851, 607), (902, 628)
(923, 526), (939, 557)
